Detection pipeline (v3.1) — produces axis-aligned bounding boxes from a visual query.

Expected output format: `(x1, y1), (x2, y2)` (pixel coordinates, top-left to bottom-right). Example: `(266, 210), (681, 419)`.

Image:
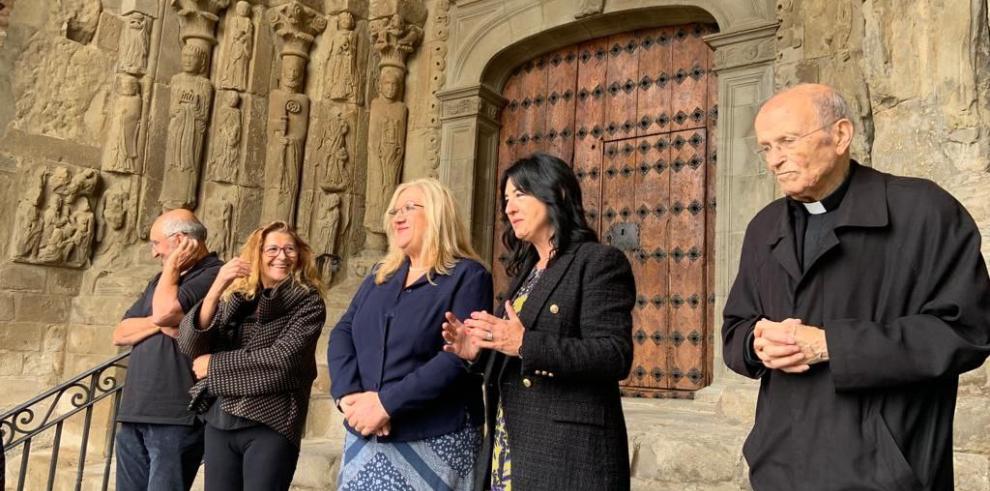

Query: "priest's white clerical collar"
(802, 201), (828, 215)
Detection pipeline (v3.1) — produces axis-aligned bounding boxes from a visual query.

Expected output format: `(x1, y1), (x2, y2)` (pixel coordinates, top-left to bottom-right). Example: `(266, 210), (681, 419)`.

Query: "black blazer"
(474, 241), (636, 491)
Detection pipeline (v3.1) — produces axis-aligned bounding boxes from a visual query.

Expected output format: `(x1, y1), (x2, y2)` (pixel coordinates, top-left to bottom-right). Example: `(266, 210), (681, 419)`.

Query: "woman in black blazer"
(443, 153), (636, 491)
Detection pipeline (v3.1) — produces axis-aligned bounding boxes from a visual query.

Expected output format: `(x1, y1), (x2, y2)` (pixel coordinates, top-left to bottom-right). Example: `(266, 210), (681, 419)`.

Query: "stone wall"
(1, 0), (989, 489)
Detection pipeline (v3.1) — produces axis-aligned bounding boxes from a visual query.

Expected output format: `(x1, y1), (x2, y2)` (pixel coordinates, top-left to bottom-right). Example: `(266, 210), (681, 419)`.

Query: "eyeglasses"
(263, 245), (298, 258)
(754, 120), (839, 161)
(387, 202), (424, 218)
(149, 233), (178, 250)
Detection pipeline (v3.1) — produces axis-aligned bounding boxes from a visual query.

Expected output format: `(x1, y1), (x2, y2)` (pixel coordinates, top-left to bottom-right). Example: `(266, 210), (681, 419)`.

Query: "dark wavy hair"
(499, 153), (598, 277)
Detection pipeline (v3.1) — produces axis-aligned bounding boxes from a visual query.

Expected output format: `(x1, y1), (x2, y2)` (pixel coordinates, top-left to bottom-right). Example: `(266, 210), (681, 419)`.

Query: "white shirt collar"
(802, 201), (827, 215)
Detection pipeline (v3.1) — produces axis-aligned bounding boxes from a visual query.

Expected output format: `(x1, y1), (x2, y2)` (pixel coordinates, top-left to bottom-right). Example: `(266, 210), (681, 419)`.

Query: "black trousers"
(203, 424), (299, 491)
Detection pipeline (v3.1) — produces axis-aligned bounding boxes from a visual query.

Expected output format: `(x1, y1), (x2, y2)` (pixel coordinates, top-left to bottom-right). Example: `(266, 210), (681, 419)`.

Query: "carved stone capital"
(170, 0), (231, 45)
(437, 84), (505, 125)
(369, 0), (426, 71)
(268, 1), (327, 60)
(706, 23), (778, 72)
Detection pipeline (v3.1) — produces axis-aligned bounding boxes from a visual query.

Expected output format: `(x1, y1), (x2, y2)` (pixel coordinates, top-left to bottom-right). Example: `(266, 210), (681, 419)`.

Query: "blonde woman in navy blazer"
(329, 178), (492, 490)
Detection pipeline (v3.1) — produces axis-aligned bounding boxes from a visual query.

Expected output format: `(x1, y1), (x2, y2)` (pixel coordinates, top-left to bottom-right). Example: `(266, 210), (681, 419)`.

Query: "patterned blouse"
(491, 267), (544, 491)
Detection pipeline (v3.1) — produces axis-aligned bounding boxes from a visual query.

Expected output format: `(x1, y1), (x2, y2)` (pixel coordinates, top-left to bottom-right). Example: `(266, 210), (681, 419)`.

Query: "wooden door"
(494, 24), (718, 397)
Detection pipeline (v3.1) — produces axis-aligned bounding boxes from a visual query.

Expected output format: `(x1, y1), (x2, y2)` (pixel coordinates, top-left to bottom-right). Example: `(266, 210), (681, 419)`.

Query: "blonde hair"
(222, 221), (325, 301)
(375, 178), (481, 284)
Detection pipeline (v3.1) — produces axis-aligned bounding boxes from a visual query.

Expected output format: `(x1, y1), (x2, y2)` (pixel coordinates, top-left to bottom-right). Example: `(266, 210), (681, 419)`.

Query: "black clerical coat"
(723, 163), (990, 490)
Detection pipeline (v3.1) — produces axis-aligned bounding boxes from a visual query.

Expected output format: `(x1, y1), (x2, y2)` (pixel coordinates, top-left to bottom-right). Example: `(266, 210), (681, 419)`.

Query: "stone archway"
(436, 0), (779, 380)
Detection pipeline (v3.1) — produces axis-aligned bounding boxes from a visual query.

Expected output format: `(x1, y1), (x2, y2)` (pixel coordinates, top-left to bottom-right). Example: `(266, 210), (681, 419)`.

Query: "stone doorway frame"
(436, 0), (779, 379)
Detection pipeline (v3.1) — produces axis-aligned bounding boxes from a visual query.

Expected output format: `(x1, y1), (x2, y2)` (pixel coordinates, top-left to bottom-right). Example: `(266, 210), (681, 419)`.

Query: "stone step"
(291, 437), (345, 490)
(304, 395), (346, 440)
(625, 401), (749, 488)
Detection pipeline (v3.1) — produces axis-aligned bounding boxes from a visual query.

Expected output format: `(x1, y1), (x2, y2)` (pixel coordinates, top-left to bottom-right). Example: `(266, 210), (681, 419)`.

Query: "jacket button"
(550, 304), (559, 314)
(522, 378), (532, 388)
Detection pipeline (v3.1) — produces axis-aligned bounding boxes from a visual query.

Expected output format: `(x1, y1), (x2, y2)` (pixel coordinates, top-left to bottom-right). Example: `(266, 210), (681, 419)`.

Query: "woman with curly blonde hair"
(178, 221), (327, 491)
(329, 178), (492, 490)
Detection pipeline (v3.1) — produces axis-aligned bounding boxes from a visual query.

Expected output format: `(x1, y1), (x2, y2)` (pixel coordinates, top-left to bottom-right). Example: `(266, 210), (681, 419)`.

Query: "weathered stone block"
(70, 295), (136, 325)
(47, 268), (84, 296)
(369, 0), (427, 23)
(21, 350), (63, 378)
(0, 263), (47, 291)
(95, 10), (123, 52)
(715, 381), (759, 425)
(304, 396), (344, 440)
(120, 0), (158, 17)
(0, 322), (46, 351)
(313, 362), (330, 394)
(43, 324), (66, 352)
(956, 452), (990, 491)
(293, 440), (343, 490)
(954, 394), (990, 454)
(0, 351), (25, 375)
(11, 34), (113, 147)
(15, 294), (71, 324)
(325, 0), (369, 17)
(0, 291), (15, 321)
(67, 323), (115, 355)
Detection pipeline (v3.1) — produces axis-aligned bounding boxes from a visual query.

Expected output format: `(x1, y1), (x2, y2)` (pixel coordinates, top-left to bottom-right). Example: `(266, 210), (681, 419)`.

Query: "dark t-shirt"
(117, 253), (223, 426)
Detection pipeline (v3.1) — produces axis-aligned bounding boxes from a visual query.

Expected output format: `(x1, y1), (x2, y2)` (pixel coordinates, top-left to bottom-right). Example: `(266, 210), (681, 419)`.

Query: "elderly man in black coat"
(723, 83), (990, 490)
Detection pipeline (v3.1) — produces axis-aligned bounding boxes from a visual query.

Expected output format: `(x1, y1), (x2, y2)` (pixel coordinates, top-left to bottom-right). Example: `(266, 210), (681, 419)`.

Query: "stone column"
(436, 84), (504, 260)
(705, 24), (777, 380)
(158, 0), (230, 210)
(259, 1), (326, 225)
(361, 0), (425, 251)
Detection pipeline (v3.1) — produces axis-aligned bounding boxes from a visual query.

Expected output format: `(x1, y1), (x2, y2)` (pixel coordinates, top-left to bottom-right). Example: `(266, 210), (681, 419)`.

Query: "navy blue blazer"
(328, 258), (492, 441)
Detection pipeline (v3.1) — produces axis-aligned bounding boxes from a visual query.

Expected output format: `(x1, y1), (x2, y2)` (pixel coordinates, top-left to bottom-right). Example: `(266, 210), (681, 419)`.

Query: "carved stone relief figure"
(13, 166), (101, 267)
(68, 199), (95, 265)
(102, 74), (143, 174)
(263, 55), (310, 223)
(317, 112), (350, 192)
(219, 1), (253, 91)
(205, 192), (235, 259)
(207, 91), (242, 183)
(315, 192), (342, 283)
(68, 168), (99, 200)
(371, 14), (422, 57)
(363, 66), (408, 247)
(160, 43), (213, 209)
(37, 194), (71, 264)
(12, 167), (48, 259)
(260, 1), (325, 224)
(362, 5), (423, 250)
(34, 167), (72, 264)
(324, 12), (356, 102)
(119, 11), (151, 75)
(96, 181), (131, 258)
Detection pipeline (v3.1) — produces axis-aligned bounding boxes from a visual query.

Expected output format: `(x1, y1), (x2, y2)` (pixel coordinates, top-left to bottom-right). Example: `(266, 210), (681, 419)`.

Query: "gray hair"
(759, 83), (854, 125)
(813, 88), (853, 125)
(161, 216), (208, 242)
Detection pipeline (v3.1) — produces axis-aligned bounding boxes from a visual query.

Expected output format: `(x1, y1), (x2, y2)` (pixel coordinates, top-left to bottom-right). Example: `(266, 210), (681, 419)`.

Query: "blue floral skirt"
(338, 423), (481, 491)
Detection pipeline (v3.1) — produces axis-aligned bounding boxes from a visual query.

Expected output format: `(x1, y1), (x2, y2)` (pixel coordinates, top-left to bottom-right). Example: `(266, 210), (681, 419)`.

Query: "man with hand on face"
(112, 209), (223, 491)
(723, 83), (990, 490)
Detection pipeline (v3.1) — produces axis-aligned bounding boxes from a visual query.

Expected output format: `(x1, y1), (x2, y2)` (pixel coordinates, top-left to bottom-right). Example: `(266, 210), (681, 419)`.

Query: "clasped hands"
(441, 301), (526, 361)
(341, 392), (391, 438)
(753, 318), (829, 373)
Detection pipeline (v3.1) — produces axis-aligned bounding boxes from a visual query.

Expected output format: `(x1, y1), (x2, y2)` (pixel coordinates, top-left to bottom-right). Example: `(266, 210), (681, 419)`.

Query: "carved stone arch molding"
(437, 0), (778, 379)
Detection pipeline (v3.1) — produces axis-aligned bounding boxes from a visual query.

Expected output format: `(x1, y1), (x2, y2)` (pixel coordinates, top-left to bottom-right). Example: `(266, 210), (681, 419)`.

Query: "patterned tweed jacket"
(178, 283), (327, 446)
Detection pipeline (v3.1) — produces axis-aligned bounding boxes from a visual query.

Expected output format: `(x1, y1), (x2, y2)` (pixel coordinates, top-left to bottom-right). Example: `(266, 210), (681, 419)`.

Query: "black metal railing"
(1, 352), (129, 491)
